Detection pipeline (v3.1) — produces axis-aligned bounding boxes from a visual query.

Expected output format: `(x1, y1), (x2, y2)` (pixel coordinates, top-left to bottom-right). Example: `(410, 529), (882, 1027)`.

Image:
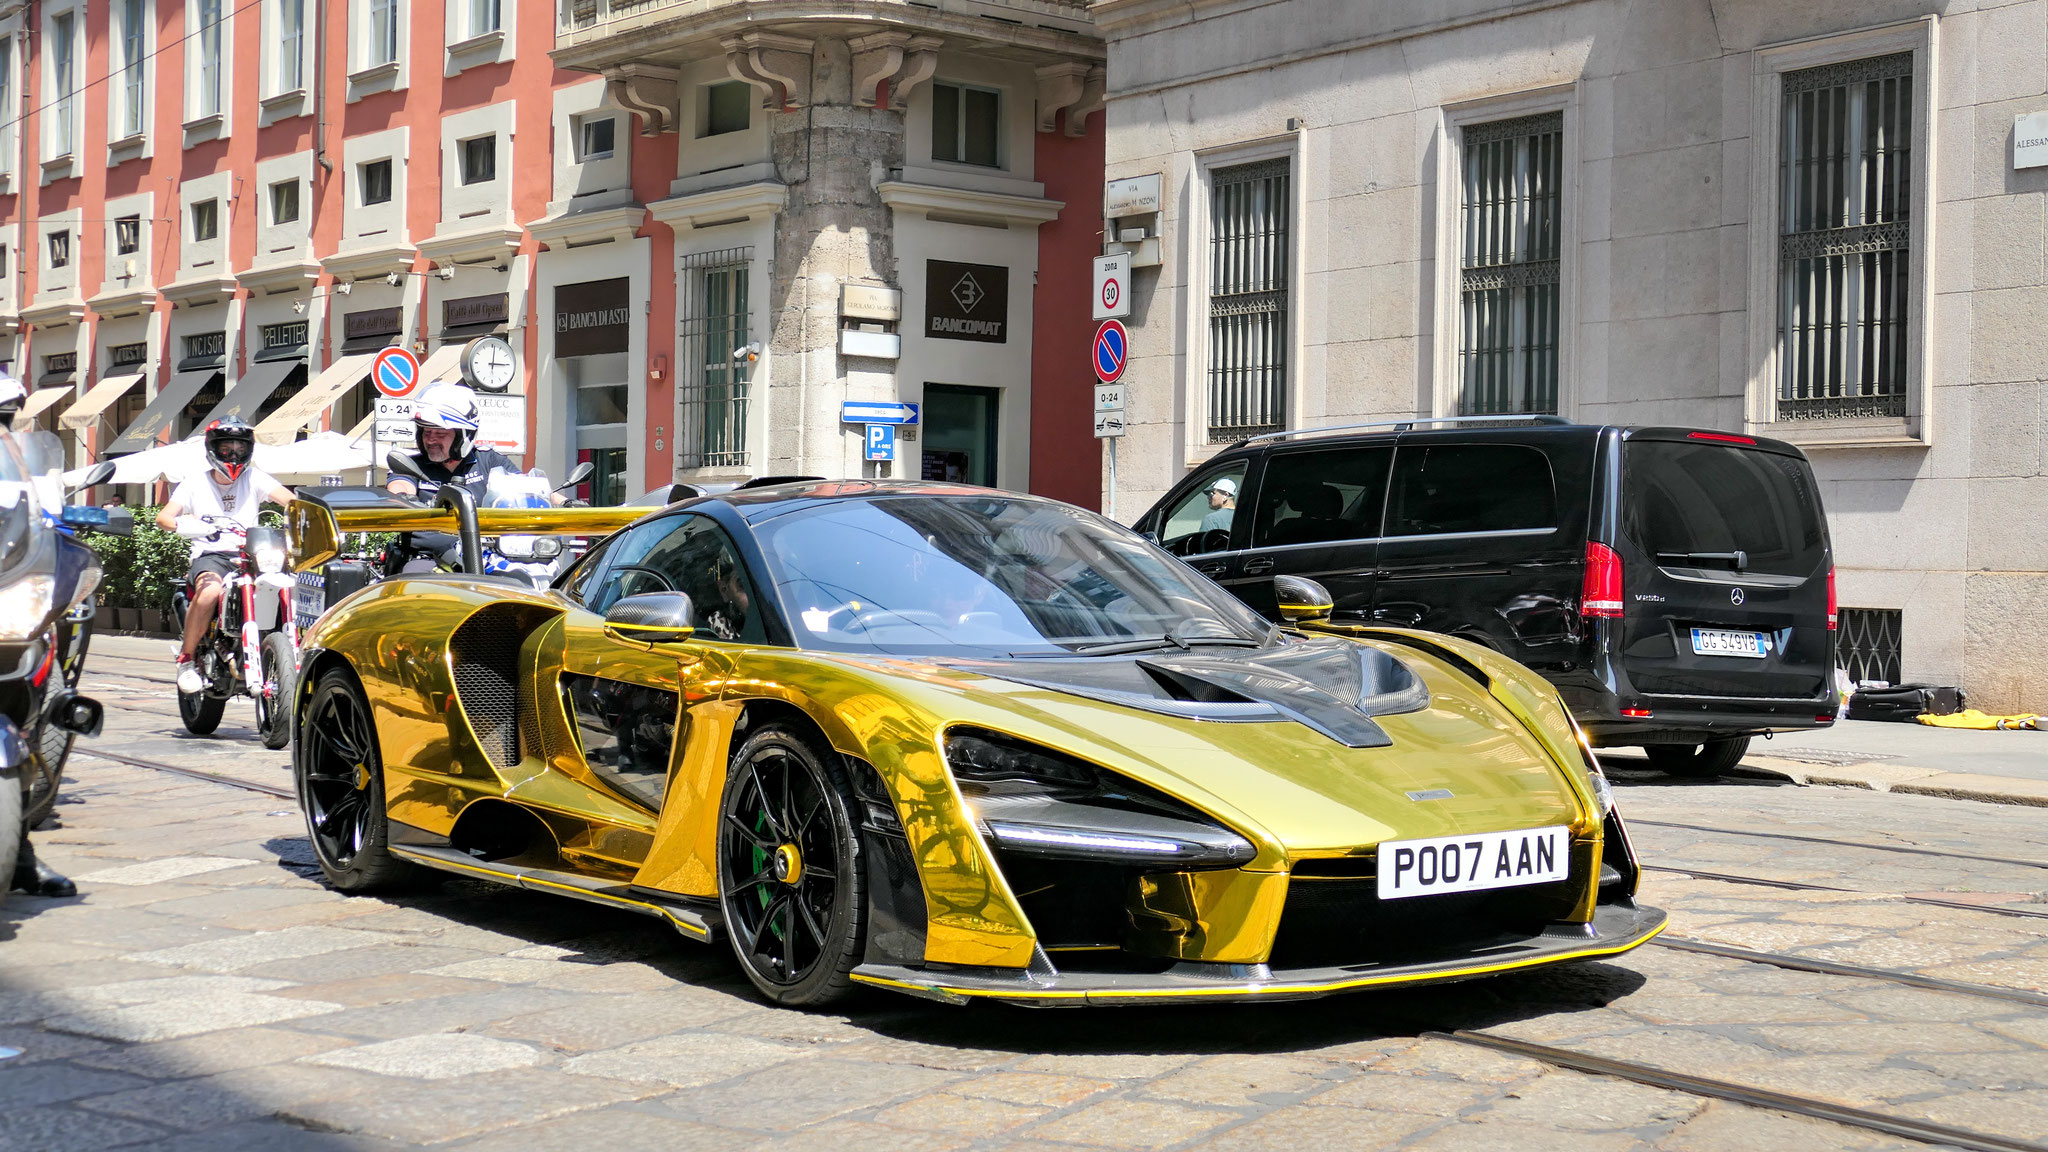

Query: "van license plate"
(1691, 628), (1767, 658)
(1376, 825), (1569, 900)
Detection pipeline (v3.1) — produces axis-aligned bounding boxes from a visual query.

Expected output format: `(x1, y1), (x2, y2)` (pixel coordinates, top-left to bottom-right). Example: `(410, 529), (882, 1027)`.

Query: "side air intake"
(449, 605), (525, 769)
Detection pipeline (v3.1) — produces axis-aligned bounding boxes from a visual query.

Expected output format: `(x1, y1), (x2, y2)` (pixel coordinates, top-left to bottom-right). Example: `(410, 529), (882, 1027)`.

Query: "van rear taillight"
(1687, 431), (1758, 445)
(1827, 565), (1838, 630)
(1582, 542), (1624, 618)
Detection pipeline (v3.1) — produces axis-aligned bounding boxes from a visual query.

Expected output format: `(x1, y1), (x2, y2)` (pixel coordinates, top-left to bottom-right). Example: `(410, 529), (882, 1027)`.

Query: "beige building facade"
(1095, 0), (2048, 709)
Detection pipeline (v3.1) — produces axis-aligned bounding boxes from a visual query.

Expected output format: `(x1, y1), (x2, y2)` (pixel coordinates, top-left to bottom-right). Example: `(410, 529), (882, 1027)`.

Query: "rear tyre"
(177, 673), (227, 737)
(1645, 736), (1751, 778)
(297, 667), (412, 892)
(258, 634), (297, 751)
(716, 721), (866, 1008)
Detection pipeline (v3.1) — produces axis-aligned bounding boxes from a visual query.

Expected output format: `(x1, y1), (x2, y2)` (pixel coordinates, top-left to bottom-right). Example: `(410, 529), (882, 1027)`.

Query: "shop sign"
(107, 342), (147, 367)
(262, 321), (308, 351)
(42, 352), (75, 375)
(925, 260), (1007, 344)
(344, 308), (403, 344)
(554, 279), (631, 358)
(444, 293), (508, 330)
(476, 393), (526, 453)
(184, 332), (226, 360)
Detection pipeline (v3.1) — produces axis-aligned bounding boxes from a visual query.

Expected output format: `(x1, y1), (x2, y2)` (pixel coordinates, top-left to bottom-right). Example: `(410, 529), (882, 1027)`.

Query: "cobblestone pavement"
(0, 653), (2043, 1150)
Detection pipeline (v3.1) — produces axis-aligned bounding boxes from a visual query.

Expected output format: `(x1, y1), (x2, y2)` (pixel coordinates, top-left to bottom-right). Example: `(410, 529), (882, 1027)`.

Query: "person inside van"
(1201, 477), (1238, 534)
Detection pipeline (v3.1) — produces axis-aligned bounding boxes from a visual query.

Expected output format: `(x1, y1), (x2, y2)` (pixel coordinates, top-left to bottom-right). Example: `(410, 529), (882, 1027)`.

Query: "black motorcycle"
(0, 429), (126, 903)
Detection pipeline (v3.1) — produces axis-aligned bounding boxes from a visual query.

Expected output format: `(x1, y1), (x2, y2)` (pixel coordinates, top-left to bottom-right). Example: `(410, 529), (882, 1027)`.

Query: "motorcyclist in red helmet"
(154, 420), (292, 694)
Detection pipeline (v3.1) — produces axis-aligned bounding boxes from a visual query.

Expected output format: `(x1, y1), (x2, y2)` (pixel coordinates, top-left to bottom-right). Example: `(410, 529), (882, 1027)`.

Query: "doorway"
(921, 383), (1000, 488)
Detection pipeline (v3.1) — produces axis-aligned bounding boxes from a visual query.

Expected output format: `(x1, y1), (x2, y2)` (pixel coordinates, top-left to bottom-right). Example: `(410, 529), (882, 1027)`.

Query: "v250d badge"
(285, 481), (1663, 1008)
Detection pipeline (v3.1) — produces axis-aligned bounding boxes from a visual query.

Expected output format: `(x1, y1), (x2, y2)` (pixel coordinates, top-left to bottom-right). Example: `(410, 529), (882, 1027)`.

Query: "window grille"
(1206, 159), (1289, 442)
(1836, 606), (1902, 685)
(1778, 53), (1912, 421)
(1459, 112), (1562, 416)
(676, 247), (753, 470)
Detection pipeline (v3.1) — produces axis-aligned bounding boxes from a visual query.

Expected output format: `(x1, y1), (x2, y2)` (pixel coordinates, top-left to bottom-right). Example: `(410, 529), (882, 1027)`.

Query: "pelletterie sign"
(2017, 111), (2048, 170)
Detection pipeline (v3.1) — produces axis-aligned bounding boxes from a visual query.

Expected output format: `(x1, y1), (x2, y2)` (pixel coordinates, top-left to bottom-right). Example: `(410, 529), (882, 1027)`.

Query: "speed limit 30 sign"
(1093, 253), (1131, 321)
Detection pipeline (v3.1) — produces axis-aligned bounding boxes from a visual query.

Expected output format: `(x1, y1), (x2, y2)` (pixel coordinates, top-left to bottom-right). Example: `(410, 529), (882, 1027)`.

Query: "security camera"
(335, 281), (352, 296)
(385, 271), (404, 287)
(435, 264), (455, 280)
(732, 341), (761, 362)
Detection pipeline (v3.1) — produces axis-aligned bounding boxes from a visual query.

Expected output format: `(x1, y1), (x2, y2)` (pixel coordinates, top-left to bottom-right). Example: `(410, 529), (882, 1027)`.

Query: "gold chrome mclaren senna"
(285, 480), (1664, 1008)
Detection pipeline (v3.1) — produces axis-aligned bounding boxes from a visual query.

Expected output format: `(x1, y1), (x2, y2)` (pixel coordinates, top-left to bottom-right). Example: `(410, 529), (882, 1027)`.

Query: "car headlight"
(254, 545), (287, 574)
(1561, 709), (1614, 815)
(0, 574), (55, 641)
(944, 728), (1256, 868)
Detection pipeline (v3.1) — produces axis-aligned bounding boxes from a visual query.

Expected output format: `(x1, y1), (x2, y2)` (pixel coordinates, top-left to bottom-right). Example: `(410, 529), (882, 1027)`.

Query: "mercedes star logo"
(1731, 587), (1745, 606)
(951, 273), (985, 313)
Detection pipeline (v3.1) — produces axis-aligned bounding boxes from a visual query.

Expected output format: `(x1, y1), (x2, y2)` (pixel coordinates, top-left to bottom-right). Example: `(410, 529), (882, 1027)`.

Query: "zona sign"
(1093, 320), (1129, 384)
(372, 346), (422, 398)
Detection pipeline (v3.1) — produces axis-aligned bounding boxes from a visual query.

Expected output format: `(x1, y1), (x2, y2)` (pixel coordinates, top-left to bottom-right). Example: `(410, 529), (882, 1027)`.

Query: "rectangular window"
(119, 0), (145, 138)
(931, 82), (1000, 167)
(360, 159), (392, 205)
(47, 232), (68, 269)
(678, 248), (753, 469)
(0, 247), (10, 280)
(1206, 159), (1290, 442)
(1458, 112), (1562, 416)
(191, 199), (219, 242)
(115, 216), (140, 255)
(196, 0), (222, 118)
(578, 116), (615, 160)
(1777, 53), (1913, 421)
(0, 40), (13, 170)
(703, 82), (749, 137)
(467, 0), (500, 37)
(278, 0), (305, 91)
(50, 11), (74, 155)
(368, 0), (398, 65)
(271, 180), (300, 224)
(459, 135), (496, 185)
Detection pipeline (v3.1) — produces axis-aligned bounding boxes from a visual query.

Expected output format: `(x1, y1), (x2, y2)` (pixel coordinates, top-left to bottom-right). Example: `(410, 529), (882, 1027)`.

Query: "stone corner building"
(553, 0), (1108, 502)
(1094, 0), (2048, 709)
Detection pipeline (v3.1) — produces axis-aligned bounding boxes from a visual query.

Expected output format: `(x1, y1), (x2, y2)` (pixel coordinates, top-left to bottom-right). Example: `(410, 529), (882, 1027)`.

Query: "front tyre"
(716, 722), (866, 1008)
(296, 667), (412, 892)
(0, 766), (20, 909)
(257, 634), (297, 750)
(1645, 736), (1751, 778)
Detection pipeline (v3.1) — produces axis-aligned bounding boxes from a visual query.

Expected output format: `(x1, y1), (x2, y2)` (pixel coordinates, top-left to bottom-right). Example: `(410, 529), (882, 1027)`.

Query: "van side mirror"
(1274, 575), (1334, 624)
(604, 592), (695, 645)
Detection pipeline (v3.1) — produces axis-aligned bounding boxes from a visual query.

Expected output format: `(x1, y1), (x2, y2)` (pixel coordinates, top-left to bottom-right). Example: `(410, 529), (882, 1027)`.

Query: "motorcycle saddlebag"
(321, 561), (374, 611)
(1847, 683), (1966, 722)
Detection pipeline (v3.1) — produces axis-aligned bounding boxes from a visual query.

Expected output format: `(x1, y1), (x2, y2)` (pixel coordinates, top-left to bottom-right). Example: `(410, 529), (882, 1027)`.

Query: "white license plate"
(1691, 627), (1767, 658)
(1376, 825), (1569, 901)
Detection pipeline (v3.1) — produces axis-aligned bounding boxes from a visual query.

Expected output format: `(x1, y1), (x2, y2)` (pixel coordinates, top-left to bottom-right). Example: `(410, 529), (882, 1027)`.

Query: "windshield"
(755, 495), (1274, 657)
(0, 431), (38, 579)
(1624, 439), (1827, 576)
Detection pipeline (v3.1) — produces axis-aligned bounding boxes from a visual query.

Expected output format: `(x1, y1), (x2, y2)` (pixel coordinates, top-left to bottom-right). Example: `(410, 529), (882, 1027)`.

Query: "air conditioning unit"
(121, 259), (136, 279)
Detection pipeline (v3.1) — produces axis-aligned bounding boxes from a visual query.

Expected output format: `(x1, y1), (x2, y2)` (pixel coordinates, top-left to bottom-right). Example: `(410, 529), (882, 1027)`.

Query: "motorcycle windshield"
(0, 431), (43, 583)
(15, 428), (65, 514)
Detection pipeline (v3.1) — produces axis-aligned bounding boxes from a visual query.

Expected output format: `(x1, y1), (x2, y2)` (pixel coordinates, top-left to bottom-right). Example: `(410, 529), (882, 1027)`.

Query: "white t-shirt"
(170, 467), (280, 556)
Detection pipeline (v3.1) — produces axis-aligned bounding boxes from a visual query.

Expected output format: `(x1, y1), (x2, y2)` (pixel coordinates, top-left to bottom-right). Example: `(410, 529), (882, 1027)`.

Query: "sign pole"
(1107, 434), (1117, 522)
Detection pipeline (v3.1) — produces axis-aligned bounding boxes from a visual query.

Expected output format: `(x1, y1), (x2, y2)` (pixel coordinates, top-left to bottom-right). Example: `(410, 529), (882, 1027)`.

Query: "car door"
(1370, 439), (1578, 660)
(1234, 444), (1392, 617)
(1141, 458), (1255, 587)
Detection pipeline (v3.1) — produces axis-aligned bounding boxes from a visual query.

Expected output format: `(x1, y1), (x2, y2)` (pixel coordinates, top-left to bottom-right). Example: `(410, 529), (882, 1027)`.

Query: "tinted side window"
(1157, 461), (1248, 556)
(559, 536), (618, 606)
(1388, 444), (1557, 536)
(562, 673), (678, 811)
(1251, 446), (1392, 548)
(589, 514), (767, 643)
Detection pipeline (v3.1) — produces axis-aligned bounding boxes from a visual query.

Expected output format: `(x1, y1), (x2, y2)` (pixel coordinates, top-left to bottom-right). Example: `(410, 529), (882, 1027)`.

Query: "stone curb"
(1738, 756), (2048, 808)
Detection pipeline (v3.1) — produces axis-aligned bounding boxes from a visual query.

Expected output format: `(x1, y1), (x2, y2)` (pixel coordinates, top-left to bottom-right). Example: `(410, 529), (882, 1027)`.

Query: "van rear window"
(1624, 440), (1826, 576)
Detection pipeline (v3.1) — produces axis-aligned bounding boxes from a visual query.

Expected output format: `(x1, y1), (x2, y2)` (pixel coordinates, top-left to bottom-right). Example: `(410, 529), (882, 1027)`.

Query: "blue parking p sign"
(865, 422), (895, 462)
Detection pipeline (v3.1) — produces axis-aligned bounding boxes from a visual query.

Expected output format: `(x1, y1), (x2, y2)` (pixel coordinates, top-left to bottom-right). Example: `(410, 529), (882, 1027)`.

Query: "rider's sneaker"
(175, 658), (202, 695)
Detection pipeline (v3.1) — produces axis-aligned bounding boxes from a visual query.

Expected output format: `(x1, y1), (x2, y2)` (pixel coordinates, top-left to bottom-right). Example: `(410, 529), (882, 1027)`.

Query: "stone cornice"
(646, 181), (788, 230)
(526, 205), (648, 249)
(877, 180), (1063, 226)
(20, 299), (84, 329)
(159, 275), (240, 309)
(85, 287), (157, 319)
(321, 243), (421, 280)
(417, 224), (526, 265)
(237, 260), (324, 295)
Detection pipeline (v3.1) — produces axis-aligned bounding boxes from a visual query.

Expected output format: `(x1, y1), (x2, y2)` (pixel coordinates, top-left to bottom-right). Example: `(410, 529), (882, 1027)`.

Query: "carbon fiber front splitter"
(851, 901), (1667, 1007)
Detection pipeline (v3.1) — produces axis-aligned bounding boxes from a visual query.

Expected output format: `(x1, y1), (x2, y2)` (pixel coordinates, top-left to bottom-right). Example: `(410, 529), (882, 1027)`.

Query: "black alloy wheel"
(716, 721), (866, 1007)
(1645, 736), (1751, 778)
(296, 667), (411, 891)
(177, 650), (227, 736)
(257, 633), (298, 751)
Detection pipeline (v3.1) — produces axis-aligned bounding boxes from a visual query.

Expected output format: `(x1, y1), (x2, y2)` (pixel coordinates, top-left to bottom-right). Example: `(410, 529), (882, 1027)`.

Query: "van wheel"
(1645, 737), (1750, 778)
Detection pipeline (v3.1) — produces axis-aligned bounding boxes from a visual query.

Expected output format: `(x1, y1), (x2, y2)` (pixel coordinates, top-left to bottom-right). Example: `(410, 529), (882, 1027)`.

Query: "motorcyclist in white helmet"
(0, 371), (26, 426)
(385, 381), (515, 504)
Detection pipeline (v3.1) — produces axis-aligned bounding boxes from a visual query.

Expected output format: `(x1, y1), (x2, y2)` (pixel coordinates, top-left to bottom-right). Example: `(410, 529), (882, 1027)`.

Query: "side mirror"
(73, 461), (115, 491)
(557, 460), (595, 492)
(384, 449), (428, 484)
(603, 591), (695, 645)
(1274, 574), (1334, 624)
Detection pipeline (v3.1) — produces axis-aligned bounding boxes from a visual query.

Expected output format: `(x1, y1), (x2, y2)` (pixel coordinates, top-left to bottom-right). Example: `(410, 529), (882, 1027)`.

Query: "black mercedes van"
(1134, 418), (1838, 775)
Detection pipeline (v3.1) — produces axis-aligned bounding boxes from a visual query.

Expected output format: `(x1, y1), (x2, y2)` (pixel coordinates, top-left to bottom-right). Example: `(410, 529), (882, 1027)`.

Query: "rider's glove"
(174, 516), (212, 539)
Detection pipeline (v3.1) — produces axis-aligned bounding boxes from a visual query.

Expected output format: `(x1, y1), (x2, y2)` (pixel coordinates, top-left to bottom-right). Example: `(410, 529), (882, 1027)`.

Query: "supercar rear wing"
(286, 486), (647, 574)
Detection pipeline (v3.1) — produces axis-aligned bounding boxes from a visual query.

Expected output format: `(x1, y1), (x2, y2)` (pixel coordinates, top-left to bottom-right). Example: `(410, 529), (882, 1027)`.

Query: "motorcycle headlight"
(495, 535), (562, 561)
(68, 566), (100, 609)
(255, 545), (287, 574)
(0, 574), (55, 641)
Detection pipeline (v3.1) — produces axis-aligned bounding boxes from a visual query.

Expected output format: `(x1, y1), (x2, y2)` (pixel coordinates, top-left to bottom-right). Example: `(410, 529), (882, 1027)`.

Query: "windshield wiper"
(1067, 632), (1262, 656)
(1658, 550), (1747, 570)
